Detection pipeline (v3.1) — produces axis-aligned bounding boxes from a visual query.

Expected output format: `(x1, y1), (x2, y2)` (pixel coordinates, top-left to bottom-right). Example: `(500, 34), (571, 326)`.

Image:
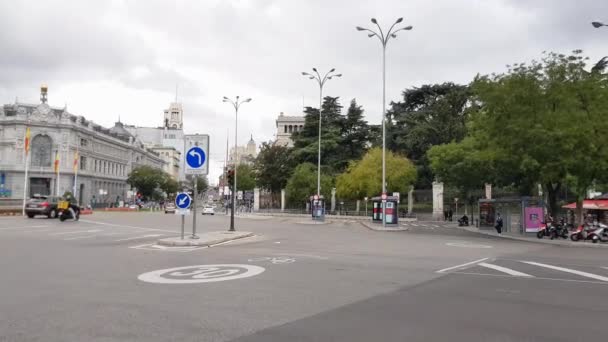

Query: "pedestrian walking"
(444, 210), (448, 221)
(495, 213), (503, 234)
(448, 208), (453, 222)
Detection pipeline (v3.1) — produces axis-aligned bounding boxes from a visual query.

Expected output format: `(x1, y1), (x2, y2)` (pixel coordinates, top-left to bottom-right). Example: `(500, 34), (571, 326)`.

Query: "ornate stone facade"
(0, 88), (165, 206)
(275, 112), (304, 147)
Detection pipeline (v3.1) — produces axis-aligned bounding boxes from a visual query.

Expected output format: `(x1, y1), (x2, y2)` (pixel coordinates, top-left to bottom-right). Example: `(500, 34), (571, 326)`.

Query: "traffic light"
(227, 168), (235, 187)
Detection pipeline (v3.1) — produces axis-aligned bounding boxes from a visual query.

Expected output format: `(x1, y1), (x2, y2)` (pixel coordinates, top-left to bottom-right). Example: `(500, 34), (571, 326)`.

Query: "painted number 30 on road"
(138, 264), (265, 284)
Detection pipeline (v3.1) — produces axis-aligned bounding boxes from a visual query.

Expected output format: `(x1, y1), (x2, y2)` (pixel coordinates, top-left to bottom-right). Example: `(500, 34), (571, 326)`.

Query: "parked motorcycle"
(537, 221), (568, 239)
(587, 223), (608, 243)
(57, 200), (80, 222)
(570, 223), (595, 242)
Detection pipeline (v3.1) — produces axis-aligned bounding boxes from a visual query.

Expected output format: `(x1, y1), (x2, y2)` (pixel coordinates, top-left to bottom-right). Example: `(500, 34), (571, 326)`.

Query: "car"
(202, 205), (215, 215)
(164, 203), (176, 214)
(25, 195), (60, 218)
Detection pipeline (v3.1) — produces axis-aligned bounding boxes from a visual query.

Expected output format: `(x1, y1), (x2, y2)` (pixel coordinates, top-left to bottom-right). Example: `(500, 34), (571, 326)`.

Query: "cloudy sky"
(1, 0), (608, 184)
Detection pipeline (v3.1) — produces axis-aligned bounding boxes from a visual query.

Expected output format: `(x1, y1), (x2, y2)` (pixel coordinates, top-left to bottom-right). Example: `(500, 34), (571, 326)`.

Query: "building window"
(284, 125), (287, 133)
(31, 135), (53, 167)
(80, 138), (88, 147)
(80, 156), (87, 170)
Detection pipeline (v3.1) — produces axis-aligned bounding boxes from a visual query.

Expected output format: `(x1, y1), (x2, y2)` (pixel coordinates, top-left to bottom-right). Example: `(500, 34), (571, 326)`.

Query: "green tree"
(254, 142), (293, 195)
(387, 83), (472, 188)
(337, 99), (370, 170)
(126, 165), (167, 200)
(285, 163), (333, 206)
(236, 164), (256, 191)
(291, 96), (346, 172)
(335, 147), (417, 200)
(467, 51), (608, 217)
(160, 177), (180, 197)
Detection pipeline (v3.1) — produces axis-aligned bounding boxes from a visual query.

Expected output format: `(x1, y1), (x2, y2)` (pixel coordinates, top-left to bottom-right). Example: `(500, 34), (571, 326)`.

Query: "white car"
(202, 206), (215, 215)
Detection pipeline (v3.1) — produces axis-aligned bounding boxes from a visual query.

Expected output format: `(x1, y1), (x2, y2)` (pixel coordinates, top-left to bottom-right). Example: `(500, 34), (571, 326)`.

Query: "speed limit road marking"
(137, 264), (265, 284)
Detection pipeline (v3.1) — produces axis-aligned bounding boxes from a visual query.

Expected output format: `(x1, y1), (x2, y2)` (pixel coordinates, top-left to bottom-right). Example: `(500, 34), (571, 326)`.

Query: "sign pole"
(181, 214), (185, 240)
(192, 176), (199, 239)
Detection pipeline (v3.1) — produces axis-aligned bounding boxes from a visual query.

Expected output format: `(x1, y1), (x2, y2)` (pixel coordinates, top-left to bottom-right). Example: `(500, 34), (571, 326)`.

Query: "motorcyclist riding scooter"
(57, 195), (80, 222)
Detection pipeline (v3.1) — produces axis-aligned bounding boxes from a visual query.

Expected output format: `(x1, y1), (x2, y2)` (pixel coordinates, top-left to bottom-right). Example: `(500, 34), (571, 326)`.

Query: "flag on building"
(24, 127), (30, 155)
(73, 151), (79, 173)
(54, 150), (60, 174)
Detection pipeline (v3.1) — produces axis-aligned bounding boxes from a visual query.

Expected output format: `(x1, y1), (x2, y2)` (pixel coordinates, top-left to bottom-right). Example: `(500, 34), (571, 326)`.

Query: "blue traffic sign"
(175, 193), (192, 209)
(186, 146), (206, 169)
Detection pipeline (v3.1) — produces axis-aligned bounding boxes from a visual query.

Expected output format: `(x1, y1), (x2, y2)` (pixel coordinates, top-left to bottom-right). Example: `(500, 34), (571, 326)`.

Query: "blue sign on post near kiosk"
(175, 193), (192, 209)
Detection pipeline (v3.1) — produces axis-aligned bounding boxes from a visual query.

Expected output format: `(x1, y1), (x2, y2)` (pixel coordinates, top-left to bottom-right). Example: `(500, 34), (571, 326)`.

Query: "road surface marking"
(138, 264), (265, 284)
(478, 262), (533, 277)
(436, 258), (489, 273)
(64, 235), (99, 241)
(0, 225), (48, 230)
(446, 241), (493, 249)
(21, 229), (51, 233)
(452, 271), (608, 285)
(115, 234), (163, 242)
(50, 229), (101, 235)
(248, 256), (296, 264)
(79, 219), (176, 233)
(130, 244), (206, 252)
(521, 261), (608, 282)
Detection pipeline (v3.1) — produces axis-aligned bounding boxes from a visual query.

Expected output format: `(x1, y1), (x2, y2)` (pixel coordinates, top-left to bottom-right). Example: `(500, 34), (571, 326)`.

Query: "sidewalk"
(455, 225), (608, 248)
(157, 231), (254, 247)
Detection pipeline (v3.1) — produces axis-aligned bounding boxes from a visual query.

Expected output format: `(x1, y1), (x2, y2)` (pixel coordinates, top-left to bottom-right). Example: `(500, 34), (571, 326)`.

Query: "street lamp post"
(223, 96), (252, 232)
(301, 68), (341, 198)
(356, 17), (412, 227)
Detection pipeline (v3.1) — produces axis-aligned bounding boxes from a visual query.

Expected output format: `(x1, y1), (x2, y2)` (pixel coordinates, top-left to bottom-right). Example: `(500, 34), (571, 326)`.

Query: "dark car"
(25, 195), (60, 218)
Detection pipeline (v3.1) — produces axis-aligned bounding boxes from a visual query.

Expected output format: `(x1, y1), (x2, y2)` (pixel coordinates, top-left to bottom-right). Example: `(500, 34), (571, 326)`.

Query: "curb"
(157, 232), (254, 247)
(455, 225), (608, 248)
(360, 221), (409, 232)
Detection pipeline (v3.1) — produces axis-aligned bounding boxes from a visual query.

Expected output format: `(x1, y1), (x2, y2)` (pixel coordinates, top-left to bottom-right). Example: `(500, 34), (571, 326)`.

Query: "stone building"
(0, 86), (164, 206)
(275, 112), (304, 147)
(228, 135), (257, 166)
(125, 102), (186, 180)
(150, 146), (181, 180)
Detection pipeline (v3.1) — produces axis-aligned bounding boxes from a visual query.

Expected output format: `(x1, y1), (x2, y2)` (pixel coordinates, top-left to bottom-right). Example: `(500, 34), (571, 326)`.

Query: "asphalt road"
(1, 212), (607, 341)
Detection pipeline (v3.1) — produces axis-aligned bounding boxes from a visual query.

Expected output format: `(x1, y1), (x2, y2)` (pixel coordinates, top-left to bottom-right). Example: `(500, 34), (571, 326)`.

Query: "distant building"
(229, 135), (257, 166)
(275, 112), (304, 147)
(0, 85), (164, 206)
(150, 146), (181, 180)
(125, 102), (187, 180)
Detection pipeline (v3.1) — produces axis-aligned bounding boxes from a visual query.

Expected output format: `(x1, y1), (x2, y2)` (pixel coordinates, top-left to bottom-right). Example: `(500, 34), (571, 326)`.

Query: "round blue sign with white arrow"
(186, 146), (206, 169)
(175, 193), (192, 209)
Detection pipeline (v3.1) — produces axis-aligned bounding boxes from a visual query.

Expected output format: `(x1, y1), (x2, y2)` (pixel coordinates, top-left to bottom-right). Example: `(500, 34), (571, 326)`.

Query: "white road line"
(410, 224), (419, 227)
(432, 225), (440, 228)
(22, 229), (51, 233)
(478, 262), (533, 277)
(0, 225), (48, 230)
(452, 272), (608, 285)
(64, 235), (99, 241)
(436, 257), (489, 273)
(49, 229), (101, 236)
(114, 234), (163, 242)
(79, 219), (175, 233)
(521, 261), (608, 282)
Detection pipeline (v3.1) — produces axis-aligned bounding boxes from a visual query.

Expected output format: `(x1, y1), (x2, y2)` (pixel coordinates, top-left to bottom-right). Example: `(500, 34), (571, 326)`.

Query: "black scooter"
(458, 215), (469, 226)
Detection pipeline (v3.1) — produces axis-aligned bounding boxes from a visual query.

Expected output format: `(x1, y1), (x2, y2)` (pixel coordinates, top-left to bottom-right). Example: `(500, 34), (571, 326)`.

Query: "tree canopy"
(335, 147), (417, 200)
(254, 142), (293, 194)
(285, 162), (333, 206)
(127, 165), (170, 200)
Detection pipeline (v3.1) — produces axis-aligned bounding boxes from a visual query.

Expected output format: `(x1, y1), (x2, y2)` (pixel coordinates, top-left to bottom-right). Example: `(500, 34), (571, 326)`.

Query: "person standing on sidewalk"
(495, 213), (503, 234)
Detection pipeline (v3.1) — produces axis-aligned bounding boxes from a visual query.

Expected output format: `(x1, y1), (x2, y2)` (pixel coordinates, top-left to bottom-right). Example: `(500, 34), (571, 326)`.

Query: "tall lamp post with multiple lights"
(356, 17), (412, 226)
(301, 68), (341, 199)
(223, 95), (252, 232)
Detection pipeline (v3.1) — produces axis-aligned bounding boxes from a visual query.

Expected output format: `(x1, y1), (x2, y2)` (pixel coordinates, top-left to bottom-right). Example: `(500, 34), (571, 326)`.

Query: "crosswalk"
(0, 219), (177, 245)
(438, 258), (608, 284)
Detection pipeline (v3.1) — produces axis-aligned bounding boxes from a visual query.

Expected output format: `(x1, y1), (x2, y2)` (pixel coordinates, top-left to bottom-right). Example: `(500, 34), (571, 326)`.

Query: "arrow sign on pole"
(185, 145), (208, 175)
(175, 193), (192, 209)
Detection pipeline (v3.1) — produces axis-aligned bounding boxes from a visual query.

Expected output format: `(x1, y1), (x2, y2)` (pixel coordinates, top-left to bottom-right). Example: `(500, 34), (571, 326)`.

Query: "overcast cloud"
(1, 0), (608, 184)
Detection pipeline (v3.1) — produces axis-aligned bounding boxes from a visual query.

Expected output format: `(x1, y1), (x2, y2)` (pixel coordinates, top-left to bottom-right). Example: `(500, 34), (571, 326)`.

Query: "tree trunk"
(576, 196), (584, 225)
(545, 182), (561, 217)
